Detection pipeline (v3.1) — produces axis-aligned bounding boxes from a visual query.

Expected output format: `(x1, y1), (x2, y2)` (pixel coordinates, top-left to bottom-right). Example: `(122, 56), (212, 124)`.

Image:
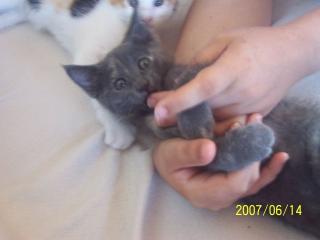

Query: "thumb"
(193, 35), (231, 64)
(154, 36), (232, 125)
(154, 61), (230, 125)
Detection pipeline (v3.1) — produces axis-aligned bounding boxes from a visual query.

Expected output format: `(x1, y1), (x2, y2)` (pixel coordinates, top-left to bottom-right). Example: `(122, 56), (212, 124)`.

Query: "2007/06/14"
(235, 204), (303, 216)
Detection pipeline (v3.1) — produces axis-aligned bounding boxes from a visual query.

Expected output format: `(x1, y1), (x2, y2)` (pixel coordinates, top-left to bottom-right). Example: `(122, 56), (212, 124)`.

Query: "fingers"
(147, 91), (172, 108)
(214, 115), (247, 136)
(153, 137), (288, 211)
(153, 138), (216, 174)
(151, 36), (236, 125)
(153, 36), (236, 125)
(246, 113), (263, 123)
(154, 64), (231, 125)
(226, 162), (261, 195)
(246, 152), (289, 196)
(213, 113), (262, 136)
(148, 91), (177, 126)
(179, 162), (261, 210)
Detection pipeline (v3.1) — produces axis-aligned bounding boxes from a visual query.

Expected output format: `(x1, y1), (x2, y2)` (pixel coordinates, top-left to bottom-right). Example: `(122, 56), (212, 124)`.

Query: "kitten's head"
(64, 14), (169, 118)
(112, 0), (178, 27)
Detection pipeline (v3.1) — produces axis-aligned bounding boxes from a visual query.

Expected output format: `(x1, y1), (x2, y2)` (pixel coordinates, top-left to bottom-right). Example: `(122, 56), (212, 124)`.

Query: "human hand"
(149, 26), (315, 124)
(152, 114), (289, 210)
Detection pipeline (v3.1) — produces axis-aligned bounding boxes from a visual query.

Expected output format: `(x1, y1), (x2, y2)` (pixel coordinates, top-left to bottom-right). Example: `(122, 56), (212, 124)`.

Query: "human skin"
(173, 0), (273, 64)
(152, 6), (320, 122)
(149, 0), (298, 210)
(153, 114), (289, 210)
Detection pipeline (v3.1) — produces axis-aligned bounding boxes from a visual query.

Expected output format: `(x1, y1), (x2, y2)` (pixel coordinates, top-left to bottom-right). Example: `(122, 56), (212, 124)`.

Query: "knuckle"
(197, 72), (220, 97)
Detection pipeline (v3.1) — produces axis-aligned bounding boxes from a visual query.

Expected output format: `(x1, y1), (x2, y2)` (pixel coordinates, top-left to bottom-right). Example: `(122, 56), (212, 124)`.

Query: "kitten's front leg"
(208, 123), (275, 172)
(73, 48), (137, 150)
(91, 99), (137, 150)
(177, 102), (214, 139)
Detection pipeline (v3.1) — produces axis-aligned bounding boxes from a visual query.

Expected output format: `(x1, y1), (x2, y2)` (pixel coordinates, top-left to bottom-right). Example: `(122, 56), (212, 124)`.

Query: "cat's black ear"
(124, 11), (155, 45)
(64, 65), (100, 98)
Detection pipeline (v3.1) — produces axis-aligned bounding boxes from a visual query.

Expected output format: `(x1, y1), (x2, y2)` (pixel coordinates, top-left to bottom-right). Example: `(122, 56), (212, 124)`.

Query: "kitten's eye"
(113, 78), (128, 90)
(128, 0), (138, 7)
(138, 57), (151, 70)
(154, 0), (164, 7)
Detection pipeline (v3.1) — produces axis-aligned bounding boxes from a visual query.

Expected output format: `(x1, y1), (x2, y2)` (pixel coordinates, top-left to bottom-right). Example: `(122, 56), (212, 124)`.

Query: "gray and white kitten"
(0, 0), (178, 150)
(65, 12), (320, 238)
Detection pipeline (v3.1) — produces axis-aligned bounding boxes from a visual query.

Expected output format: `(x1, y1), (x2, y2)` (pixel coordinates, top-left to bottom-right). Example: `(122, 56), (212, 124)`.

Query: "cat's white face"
(119, 0), (177, 27)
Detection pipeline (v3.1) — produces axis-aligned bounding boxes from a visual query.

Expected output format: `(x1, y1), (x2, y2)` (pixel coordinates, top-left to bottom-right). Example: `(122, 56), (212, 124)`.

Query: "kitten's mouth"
(137, 102), (153, 116)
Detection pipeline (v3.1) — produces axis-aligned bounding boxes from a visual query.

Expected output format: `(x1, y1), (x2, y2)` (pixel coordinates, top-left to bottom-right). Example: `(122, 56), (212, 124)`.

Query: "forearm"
(175, 0), (273, 63)
(281, 8), (320, 74)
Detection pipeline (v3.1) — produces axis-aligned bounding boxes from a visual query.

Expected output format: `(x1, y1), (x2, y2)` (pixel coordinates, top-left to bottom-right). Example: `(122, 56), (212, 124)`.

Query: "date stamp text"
(235, 204), (302, 217)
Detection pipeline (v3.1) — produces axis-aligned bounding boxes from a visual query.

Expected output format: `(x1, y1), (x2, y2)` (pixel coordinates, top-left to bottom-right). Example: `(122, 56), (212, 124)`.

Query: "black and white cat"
(65, 12), (320, 238)
(0, 0), (178, 149)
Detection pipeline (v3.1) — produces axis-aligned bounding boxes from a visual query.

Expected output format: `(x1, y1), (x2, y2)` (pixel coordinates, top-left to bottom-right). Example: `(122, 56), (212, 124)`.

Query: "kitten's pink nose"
(143, 17), (154, 25)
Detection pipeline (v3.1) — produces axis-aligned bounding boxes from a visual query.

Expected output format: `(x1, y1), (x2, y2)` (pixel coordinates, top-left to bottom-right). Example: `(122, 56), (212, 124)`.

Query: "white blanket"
(0, 1), (319, 239)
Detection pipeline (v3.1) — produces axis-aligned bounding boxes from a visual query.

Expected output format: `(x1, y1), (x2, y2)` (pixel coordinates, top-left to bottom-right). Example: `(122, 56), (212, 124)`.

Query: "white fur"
(120, 0), (177, 26)
(0, 0), (24, 11)
(0, 0), (176, 150)
(0, 0), (26, 28)
(138, 0), (176, 25)
(0, 9), (26, 29)
(91, 99), (137, 149)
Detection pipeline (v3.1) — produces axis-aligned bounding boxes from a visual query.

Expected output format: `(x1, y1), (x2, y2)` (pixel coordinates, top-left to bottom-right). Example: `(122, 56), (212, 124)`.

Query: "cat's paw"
(209, 123), (275, 172)
(178, 102), (214, 139)
(91, 99), (136, 150)
(103, 125), (136, 150)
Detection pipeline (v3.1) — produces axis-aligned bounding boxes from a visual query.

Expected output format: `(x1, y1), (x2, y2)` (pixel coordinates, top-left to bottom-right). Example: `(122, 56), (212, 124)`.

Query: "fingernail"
(147, 97), (156, 108)
(199, 141), (215, 164)
(155, 106), (168, 124)
(255, 114), (263, 122)
(283, 153), (290, 162)
(230, 122), (241, 130)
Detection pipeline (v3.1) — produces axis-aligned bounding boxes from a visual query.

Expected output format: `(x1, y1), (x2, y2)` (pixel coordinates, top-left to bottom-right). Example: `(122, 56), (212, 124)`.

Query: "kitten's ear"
(124, 12), (155, 44)
(64, 65), (100, 98)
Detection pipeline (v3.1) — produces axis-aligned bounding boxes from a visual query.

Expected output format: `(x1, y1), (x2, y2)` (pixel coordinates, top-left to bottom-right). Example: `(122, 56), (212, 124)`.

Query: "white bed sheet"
(0, 1), (319, 239)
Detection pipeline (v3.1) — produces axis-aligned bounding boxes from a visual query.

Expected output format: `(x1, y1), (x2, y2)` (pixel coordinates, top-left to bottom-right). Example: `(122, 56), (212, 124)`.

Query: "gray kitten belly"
(243, 98), (320, 238)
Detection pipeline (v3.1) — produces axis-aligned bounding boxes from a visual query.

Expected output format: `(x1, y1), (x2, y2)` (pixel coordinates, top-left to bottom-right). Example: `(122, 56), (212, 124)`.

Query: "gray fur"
(164, 65), (275, 171)
(65, 11), (170, 121)
(64, 12), (320, 238)
(211, 123), (275, 171)
(27, 0), (41, 9)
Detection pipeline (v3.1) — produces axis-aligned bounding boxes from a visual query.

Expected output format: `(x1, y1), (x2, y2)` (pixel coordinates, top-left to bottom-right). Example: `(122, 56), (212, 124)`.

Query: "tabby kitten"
(65, 12), (320, 238)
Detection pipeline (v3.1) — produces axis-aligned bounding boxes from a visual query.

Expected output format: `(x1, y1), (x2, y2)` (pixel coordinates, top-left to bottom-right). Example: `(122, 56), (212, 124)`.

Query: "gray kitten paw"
(178, 102), (214, 139)
(208, 123), (275, 172)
